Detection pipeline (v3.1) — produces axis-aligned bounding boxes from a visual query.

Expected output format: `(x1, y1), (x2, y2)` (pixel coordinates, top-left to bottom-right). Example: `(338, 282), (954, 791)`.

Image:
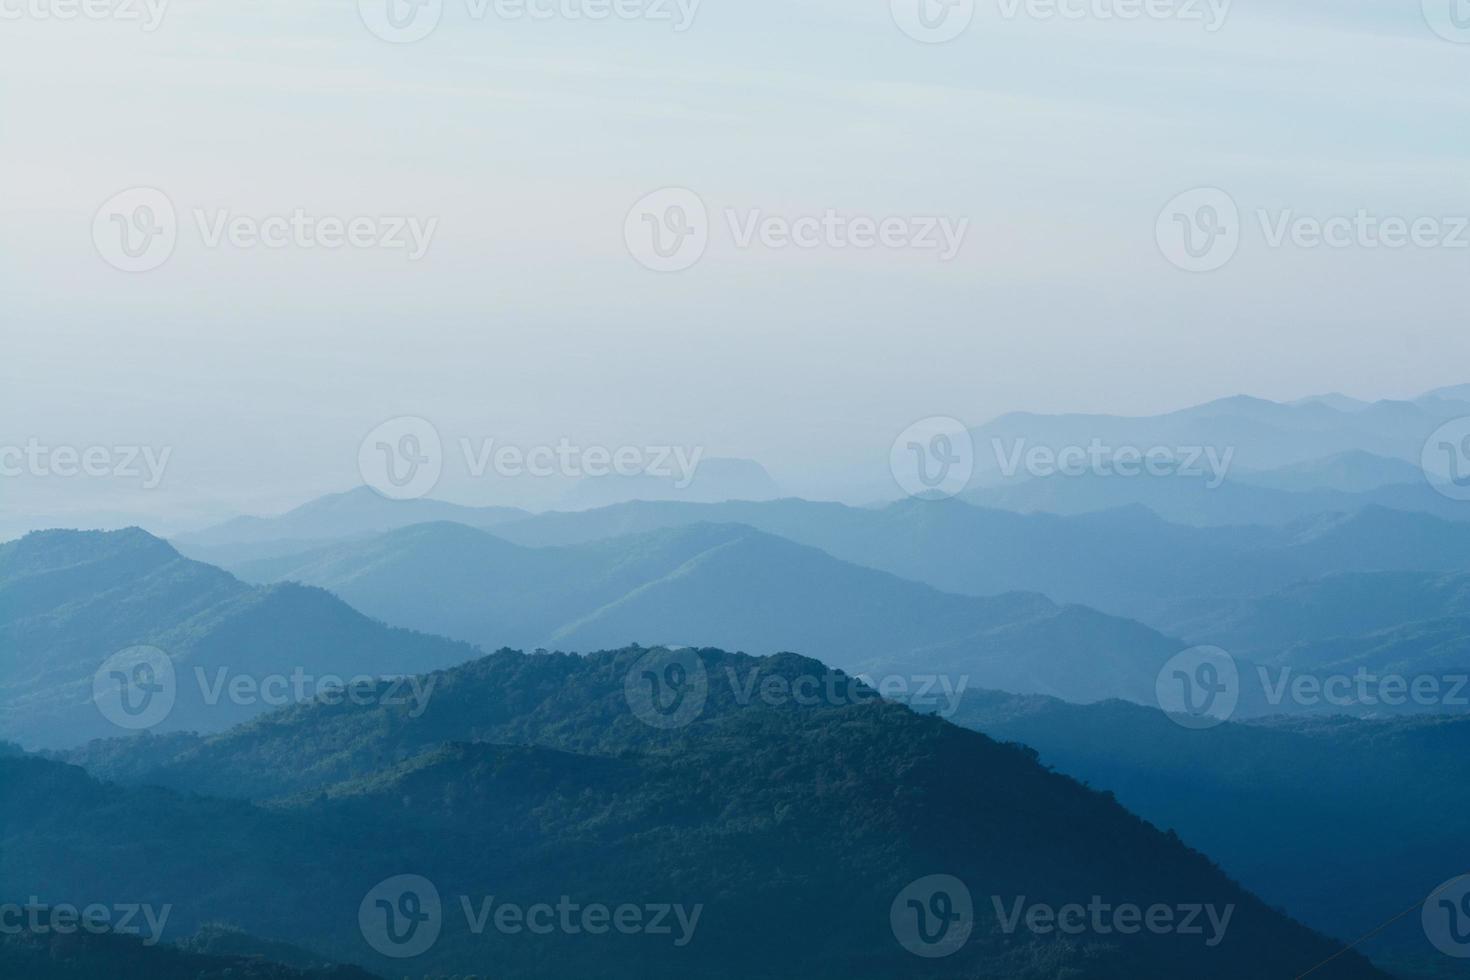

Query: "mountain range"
(947, 691), (1470, 978)
(29, 646), (1386, 979)
(227, 519), (1184, 707)
(0, 528), (478, 748)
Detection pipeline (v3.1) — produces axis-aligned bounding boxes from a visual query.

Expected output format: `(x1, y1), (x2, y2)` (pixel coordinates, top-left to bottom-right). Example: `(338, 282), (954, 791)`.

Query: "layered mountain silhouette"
(33, 647), (1387, 979)
(172, 486), (528, 566)
(559, 456), (782, 510)
(1236, 450), (1428, 493)
(0, 919), (378, 979)
(953, 386), (1469, 524)
(948, 691), (1470, 974)
(962, 468), (1468, 526)
(229, 520), (1183, 706)
(966, 386), (1470, 481)
(476, 498), (1470, 630)
(0, 528), (478, 748)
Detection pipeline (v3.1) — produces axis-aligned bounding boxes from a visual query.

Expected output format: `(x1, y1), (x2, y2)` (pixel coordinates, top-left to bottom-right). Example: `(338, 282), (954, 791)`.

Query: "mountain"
(962, 469), (1470, 526)
(967, 385), (1470, 482)
(485, 498), (1470, 632)
(947, 691), (1470, 976)
(1161, 569), (1470, 656)
(0, 528), (479, 749)
(35, 646), (1387, 979)
(1235, 450), (1427, 493)
(559, 456), (782, 510)
(0, 922), (379, 979)
(951, 385), (1470, 524)
(232, 520), (1183, 706)
(171, 486), (528, 567)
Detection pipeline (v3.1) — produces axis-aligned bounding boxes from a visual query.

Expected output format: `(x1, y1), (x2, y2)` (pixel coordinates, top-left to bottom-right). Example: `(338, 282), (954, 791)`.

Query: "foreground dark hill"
(37, 648), (1385, 979)
(0, 528), (478, 748)
(0, 923), (378, 979)
(231, 520), (1183, 705)
(946, 691), (1470, 975)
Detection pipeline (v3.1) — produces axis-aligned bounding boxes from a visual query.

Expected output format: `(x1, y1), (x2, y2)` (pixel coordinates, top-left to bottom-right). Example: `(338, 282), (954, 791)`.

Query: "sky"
(3, 0), (1470, 523)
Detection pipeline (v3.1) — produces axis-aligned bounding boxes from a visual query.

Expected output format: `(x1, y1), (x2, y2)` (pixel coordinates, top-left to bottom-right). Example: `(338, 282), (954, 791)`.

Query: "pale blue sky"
(3, 0), (1469, 520)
